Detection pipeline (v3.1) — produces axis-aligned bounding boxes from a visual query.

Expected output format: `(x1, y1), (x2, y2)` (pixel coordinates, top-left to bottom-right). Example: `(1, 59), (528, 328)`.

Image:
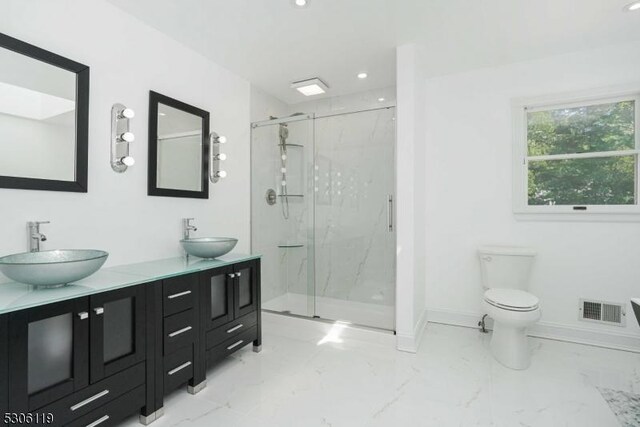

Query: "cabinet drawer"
(39, 362), (144, 425)
(206, 311), (258, 350)
(163, 309), (196, 355)
(67, 385), (145, 427)
(163, 275), (196, 316)
(164, 346), (194, 392)
(206, 326), (257, 367)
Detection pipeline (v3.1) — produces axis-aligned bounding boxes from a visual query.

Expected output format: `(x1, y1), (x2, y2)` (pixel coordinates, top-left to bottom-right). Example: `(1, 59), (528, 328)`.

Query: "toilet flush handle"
(482, 255), (492, 262)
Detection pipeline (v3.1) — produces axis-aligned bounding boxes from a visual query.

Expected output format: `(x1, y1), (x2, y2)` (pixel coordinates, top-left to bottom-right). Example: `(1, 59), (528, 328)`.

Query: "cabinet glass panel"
(28, 313), (73, 394)
(210, 274), (228, 320)
(238, 268), (252, 308)
(103, 298), (134, 363)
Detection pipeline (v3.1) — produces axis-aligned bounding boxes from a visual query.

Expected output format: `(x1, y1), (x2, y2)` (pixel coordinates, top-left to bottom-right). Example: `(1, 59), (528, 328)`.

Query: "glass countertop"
(0, 253), (260, 314)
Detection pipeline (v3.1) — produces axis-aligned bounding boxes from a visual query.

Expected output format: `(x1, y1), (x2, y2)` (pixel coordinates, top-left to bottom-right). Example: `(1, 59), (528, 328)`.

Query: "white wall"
(0, 0), (251, 276)
(423, 41), (640, 348)
(250, 86), (289, 123)
(395, 44), (427, 352)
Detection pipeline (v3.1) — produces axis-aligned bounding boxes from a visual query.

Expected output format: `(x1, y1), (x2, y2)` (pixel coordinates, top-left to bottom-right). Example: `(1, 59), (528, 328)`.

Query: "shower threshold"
(263, 292), (395, 332)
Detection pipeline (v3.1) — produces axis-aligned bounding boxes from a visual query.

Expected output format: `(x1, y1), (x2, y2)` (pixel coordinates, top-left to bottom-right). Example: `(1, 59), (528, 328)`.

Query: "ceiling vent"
(579, 299), (625, 326)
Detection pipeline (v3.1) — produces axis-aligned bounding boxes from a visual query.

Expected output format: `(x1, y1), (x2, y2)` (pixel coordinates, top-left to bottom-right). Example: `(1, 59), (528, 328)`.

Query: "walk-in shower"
(251, 107), (396, 330)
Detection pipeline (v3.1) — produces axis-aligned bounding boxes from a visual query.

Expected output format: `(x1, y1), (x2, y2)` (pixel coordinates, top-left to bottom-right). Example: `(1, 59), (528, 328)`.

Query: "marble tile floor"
(122, 313), (640, 427)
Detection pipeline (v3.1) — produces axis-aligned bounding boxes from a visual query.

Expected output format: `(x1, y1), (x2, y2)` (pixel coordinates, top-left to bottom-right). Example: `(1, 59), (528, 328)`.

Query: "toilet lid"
(484, 289), (539, 311)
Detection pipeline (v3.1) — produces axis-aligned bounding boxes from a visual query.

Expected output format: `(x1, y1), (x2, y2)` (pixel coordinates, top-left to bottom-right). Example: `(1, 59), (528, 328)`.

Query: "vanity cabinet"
(201, 259), (261, 367)
(6, 285), (147, 424)
(154, 273), (202, 401)
(0, 255), (261, 425)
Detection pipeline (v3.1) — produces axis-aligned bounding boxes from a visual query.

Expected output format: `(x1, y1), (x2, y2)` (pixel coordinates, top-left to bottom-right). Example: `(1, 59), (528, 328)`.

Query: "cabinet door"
(89, 286), (146, 383)
(233, 260), (259, 318)
(201, 266), (234, 330)
(8, 298), (89, 411)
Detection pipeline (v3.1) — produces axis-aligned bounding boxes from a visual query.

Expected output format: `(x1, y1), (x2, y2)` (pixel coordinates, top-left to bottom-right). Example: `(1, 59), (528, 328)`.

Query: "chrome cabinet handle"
(78, 312), (89, 320)
(86, 415), (110, 427)
(236, 272), (242, 277)
(168, 290), (192, 299)
(168, 361), (192, 376)
(94, 307), (104, 315)
(226, 340), (244, 350)
(168, 326), (192, 338)
(226, 324), (243, 334)
(228, 273), (236, 278)
(70, 390), (109, 411)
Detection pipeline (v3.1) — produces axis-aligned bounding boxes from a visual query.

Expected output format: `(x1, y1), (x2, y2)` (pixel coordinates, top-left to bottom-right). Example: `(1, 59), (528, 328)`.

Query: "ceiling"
(108, 0), (640, 105)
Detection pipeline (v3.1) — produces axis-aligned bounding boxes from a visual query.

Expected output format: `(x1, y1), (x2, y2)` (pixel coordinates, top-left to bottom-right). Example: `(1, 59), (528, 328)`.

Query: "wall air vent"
(579, 299), (625, 326)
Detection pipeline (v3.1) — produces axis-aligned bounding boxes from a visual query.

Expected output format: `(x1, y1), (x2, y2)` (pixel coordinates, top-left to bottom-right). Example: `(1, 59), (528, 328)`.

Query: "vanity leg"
(139, 407), (164, 425)
(253, 336), (262, 353)
(188, 380), (207, 395)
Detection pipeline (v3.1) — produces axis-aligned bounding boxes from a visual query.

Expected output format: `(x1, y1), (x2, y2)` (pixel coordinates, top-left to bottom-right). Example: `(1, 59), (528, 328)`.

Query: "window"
(513, 91), (640, 216)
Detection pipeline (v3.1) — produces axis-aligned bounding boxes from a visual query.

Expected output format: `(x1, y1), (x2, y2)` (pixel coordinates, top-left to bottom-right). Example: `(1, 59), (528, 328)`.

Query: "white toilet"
(479, 246), (541, 370)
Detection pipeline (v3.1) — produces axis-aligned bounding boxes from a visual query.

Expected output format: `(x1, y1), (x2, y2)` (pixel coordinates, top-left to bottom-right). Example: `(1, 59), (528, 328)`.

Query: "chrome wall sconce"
(111, 103), (135, 173)
(209, 131), (227, 183)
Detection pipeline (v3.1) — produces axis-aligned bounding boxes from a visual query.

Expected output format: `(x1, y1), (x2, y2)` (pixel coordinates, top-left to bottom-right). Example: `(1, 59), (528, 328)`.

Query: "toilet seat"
(484, 288), (539, 312)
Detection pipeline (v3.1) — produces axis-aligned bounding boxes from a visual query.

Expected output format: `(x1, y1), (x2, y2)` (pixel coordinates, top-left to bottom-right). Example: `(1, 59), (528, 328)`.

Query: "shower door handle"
(387, 195), (393, 232)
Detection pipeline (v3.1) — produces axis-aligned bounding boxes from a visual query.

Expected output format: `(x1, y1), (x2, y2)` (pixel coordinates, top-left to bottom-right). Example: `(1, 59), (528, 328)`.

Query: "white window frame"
(512, 86), (640, 220)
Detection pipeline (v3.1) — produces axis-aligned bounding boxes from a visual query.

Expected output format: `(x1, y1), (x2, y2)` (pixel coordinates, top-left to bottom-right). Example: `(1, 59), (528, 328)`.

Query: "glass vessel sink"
(0, 249), (109, 287)
(180, 237), (238, 259)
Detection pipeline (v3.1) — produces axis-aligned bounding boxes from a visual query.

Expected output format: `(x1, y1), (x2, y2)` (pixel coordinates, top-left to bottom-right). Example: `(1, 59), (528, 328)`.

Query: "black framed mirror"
(0, 32), (89, 192)
(148, 91), (210, 199)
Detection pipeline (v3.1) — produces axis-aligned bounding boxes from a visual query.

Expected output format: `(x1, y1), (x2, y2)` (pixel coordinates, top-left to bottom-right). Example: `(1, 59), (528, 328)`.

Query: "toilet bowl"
(482, 288), (541, 369)
(478, 246), (540, 370)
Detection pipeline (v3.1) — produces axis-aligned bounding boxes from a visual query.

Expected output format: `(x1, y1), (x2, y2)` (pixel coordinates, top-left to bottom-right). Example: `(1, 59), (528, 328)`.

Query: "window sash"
(513, 89), (640, 216)
(527, 150), (640, 163)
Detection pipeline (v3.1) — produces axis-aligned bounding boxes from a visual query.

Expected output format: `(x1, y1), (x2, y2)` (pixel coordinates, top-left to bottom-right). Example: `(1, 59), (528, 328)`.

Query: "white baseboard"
(396, 308), (428, 353)
(426, 307), (640, 353)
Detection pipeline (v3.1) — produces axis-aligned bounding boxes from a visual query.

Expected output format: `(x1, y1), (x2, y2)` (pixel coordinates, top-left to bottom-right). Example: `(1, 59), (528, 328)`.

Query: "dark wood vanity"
(0, 257), (261, 426)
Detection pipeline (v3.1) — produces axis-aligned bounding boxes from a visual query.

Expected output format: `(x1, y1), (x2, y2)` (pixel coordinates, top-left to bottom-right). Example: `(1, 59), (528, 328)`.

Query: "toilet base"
(490, 322), (531, 370)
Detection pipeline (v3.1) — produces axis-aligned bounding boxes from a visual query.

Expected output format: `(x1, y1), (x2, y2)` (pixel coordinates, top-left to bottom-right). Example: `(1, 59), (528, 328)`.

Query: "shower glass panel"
(251, 116), (315, 318)
(251, 107), (396, 331)
(314, 108), (396, 330)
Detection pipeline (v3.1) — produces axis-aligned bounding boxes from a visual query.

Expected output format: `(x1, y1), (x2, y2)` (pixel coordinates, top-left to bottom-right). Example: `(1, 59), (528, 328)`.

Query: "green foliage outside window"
(527, 100), (636, 206)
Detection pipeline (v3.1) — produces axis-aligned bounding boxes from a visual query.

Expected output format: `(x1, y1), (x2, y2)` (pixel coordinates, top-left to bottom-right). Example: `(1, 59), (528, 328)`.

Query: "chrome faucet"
(182, 218), (197, 240)
(28, 221), (50, 252)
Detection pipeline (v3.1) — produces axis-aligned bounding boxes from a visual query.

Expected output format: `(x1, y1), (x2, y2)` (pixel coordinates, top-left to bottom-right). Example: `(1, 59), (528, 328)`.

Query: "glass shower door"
(251, 116), (315, 318)
(313, 108), (396, 330)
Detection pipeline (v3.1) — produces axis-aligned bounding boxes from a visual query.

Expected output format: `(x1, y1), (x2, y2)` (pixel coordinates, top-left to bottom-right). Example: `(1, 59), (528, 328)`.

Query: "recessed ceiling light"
(378, 97), (385, 102)
(291, 78), (329, 96)
(624, 1), (640, 11)
(293, 0), (308, 7)
(357, 72), (368, 79)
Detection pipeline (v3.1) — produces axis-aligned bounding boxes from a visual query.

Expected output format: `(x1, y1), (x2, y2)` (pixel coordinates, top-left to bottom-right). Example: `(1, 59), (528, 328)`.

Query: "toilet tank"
(478, 246), (536, 290)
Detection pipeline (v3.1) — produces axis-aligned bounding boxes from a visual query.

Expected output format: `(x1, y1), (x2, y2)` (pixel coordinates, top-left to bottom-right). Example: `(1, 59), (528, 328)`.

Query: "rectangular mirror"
(0, 33), (89, 192)
(148, 91), (210, 198)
